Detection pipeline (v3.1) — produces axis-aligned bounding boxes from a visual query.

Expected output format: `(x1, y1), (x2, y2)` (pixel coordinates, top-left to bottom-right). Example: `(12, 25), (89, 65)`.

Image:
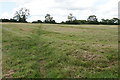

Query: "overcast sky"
(0, 0), (119, 22)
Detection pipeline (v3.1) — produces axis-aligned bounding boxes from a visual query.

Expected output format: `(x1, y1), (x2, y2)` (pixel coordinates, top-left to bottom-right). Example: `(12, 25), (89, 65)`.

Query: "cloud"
(0, 12), (14, 19)
(0, 0), (119, 22)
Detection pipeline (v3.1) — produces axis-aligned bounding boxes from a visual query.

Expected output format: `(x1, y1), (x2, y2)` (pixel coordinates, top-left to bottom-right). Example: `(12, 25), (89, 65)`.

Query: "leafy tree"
(68, 13), (76, 22)
(0, 18), (17, 22)
(65, 20), (87, 24)
(14, 8), (30, 22)
(101, 18), (119, 25)
(9, 19), (17, 22)
(0, 19), (9, 22)
(32, 20), (43, 23)
(101, 19), (108, 24)
(44, 14), (56, 23)
(111, 18), (119, 24)
(61, 21), (65, 24)
(101, 19), (106, 23)
(37, 20), (42, 23)
(87, 15), (98, 24)
(79, 20), (87, 24)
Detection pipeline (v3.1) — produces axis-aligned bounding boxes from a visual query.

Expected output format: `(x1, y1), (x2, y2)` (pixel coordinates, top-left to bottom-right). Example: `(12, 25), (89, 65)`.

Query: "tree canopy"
(13, 8), (30, 23)
(44, 14), (56, 23)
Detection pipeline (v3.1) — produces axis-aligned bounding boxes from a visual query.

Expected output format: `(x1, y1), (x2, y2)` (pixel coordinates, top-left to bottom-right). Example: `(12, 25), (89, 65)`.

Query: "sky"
(0, 0), (119, 23)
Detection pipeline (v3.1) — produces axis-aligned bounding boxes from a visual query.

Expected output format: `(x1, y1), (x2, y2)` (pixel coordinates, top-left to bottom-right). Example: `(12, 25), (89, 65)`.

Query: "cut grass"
(2, 23), (118, 78)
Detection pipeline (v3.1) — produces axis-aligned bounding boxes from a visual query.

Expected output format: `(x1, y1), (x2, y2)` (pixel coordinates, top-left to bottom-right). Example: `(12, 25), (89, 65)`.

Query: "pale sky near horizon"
(0, 0), (119, 22)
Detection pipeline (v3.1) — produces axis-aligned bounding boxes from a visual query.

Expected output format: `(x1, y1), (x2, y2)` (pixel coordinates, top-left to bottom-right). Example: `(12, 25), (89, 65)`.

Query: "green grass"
(2, 23), (118, 78)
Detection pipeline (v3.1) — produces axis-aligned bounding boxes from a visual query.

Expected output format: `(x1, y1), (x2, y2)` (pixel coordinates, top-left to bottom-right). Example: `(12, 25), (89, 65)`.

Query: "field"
(2, 23), (118, 78)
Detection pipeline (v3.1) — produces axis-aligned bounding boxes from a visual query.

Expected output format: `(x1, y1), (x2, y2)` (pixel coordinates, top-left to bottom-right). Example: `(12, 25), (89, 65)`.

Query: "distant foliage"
(87, 15), (98, 24)
(61, 14), (119, 25)
(100, 18), (119, 25)
(32, 20), (43, 23)
(0, 19), (17, 22)
(63, 19), (87, 25)
(13, 8), (30, 23)
(44, 14), (56, 24)
(1, 10), (120, 25)
(68, 13), (76, 22)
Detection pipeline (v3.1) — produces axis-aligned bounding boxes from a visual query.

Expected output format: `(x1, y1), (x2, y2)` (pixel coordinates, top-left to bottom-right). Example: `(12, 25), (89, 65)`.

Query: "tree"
(44, 14), (55, 23)
(14, 8), (30, 22)
(37, 20), (42, 23)
(87, 15), (98, 24)
(0, 18), (17, 22)
(101, 19), (106, 23)
(111, 18), (119, 24)
(9, 19), (17, 22)
(68, 13), (75, 22)
(100, 18), (119, 25)
(101, 19), (108, 24)
(32, 20), (43, 23)
(61, 21), (65, 24)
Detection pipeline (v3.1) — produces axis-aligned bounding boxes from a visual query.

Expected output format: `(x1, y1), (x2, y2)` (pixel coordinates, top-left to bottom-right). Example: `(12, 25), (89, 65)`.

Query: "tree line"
(1, 8), (119, 25)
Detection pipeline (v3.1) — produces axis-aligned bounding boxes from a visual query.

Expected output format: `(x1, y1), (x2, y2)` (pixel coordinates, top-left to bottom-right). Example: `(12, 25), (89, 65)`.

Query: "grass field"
(2, 23), (118, 78)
